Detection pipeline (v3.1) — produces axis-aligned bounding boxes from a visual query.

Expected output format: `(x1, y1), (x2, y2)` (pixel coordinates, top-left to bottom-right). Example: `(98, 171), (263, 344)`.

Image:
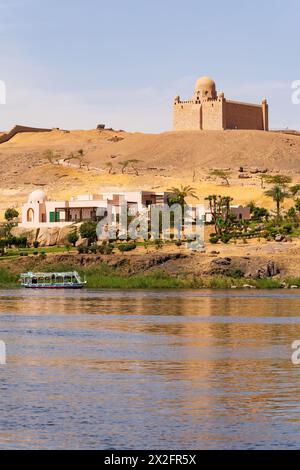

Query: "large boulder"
(245, 260), (280, 279)
(253, 261), (280, 279)
(275, 234), (285, 242)
(57, 226), (75, 245)
(11, 226), (37, 244)
(37, 227), (60, 246)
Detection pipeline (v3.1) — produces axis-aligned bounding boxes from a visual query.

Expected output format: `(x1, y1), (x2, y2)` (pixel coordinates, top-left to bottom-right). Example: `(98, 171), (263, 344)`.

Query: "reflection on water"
(0, 289), (300, 449)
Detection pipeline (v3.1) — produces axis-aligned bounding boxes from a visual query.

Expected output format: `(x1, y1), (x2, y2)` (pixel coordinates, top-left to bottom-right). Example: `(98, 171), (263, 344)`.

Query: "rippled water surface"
(0, 289), (300, 449)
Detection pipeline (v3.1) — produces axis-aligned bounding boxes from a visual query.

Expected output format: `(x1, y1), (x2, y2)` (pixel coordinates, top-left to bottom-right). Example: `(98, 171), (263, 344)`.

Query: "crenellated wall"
(173, 102), (201, 131)
(173, 77), (269, 132)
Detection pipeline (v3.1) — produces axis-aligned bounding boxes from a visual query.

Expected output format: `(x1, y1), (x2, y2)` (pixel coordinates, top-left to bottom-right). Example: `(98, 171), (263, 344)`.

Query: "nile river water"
(0, 289), (300, 449)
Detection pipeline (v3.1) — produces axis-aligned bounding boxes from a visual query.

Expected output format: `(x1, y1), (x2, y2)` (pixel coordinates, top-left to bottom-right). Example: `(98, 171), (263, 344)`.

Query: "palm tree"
(264, 185), (290, 221)
(167, 185), (199, 206)
(167, 186), (199, 239)
(205, 195), (233, 236)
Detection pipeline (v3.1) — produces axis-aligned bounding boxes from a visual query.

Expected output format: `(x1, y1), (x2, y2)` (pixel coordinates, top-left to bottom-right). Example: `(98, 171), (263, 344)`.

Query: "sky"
(0, 0), (299, 132)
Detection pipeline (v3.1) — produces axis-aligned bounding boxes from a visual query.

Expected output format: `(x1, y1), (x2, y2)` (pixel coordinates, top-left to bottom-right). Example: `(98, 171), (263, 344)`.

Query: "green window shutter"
(50, 212), (55, 222)
(55, 212), (60, 222)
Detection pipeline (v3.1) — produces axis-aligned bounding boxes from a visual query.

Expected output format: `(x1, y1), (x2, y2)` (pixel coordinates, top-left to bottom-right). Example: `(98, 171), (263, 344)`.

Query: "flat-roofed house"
(20, 190), (173, 228)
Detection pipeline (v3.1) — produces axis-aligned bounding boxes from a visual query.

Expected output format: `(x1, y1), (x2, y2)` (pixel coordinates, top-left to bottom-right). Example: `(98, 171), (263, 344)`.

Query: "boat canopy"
(21, 271), (81, 279)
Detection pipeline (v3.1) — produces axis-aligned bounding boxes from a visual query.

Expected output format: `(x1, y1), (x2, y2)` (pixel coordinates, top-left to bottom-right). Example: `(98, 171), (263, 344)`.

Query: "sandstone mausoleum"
(173, 76), (269, 131)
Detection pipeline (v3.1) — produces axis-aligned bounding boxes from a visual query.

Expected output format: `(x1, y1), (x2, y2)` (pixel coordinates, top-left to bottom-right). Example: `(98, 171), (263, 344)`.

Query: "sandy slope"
(0, 128), (300, 216)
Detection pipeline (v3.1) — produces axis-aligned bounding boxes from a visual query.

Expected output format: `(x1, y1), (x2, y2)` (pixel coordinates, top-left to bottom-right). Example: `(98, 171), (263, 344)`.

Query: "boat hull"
(20, 271), (86, 289)
(22, 284), (85, 289)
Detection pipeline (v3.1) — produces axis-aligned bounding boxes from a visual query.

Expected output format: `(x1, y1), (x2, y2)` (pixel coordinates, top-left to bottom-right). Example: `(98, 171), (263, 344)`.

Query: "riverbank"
(2, 240), (300, 289)
(2, 263), (300, 290)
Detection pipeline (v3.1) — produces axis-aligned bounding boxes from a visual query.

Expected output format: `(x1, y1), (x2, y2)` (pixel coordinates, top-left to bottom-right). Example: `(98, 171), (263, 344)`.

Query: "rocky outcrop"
(12, 225), (75, 246)
(248, 261), (280, 279)
(209, 257), (280, 279)
(11, 227), (37, 244)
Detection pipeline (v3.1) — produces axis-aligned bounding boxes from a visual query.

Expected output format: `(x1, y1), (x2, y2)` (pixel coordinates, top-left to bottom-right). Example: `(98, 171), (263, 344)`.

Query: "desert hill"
(0, 127), (300, 215)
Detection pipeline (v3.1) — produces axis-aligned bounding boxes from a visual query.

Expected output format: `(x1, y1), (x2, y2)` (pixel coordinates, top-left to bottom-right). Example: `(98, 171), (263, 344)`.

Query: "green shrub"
(33, 241), (39, 248)
(80, 221), (97, 245)
(0, 267), (18, 286)
(77, 246), (89, 254)
(221, 233), (231, 244)
(210, 235), (220, 244)
(98, 244), (114, 255)
(229, 269), (244, 279)
(14, 236), (28, 248)
(67, 231), (79, 247)
(155, 239), (163, 250)
(282, 223), (293, 234)
(6, 236), (17, 248)
(118, 243), (137, 252)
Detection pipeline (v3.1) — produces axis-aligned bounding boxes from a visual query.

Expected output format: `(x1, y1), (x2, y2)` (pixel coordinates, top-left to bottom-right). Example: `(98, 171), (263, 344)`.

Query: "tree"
(63, 151), (75, 166)
(5, 208), (19, 221)
(167, 185), (199, 206)
(105, 162), (113, 174)
(44, 149), (54, 163)
(118, 160), (130, 174)
(287, 207), (298, 222)
(295, 198), (300, 212)
(210, 169), (231, 186)
(252, 206), (269, 221)
(264, 175), (292, 188)
(192, 168), (196, 183)
(79, 221), (97, 245)
(128, 159), (143, 176)
(259, 173), (271, 189)
(166, 186), (199, 239)
(290, 184), (300, 197)
(3, 208), (19, 237)
(67, 231), (79, 247)
(77, 149), (85, 168)
(264, 185), (290, 221)
(205, 195), (233, 236)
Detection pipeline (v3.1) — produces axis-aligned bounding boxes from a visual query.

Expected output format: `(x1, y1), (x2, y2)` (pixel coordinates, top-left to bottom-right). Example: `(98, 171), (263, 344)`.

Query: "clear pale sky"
(0, 0), (299, 132)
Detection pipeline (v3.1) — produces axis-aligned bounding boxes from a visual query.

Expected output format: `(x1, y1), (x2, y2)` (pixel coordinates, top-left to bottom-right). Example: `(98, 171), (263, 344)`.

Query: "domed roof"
(28, 190), (47, 203)
(196, 76), (216, 91)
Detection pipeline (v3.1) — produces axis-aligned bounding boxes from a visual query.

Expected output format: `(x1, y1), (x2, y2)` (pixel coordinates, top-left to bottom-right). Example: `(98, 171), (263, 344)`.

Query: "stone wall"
(224, 101), (265, 130)
(0, 125), (52, 144)
(173, 102), (200, 131)
(201, 100), (224, 130)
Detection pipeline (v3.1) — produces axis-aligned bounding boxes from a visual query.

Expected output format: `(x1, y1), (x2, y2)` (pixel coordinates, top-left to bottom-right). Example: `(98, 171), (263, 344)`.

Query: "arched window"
(27, 208), (34, 222)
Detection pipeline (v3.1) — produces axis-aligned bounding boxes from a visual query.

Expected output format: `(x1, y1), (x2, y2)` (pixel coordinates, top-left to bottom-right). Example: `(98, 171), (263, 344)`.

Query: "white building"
(20, 190), (173, 228)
